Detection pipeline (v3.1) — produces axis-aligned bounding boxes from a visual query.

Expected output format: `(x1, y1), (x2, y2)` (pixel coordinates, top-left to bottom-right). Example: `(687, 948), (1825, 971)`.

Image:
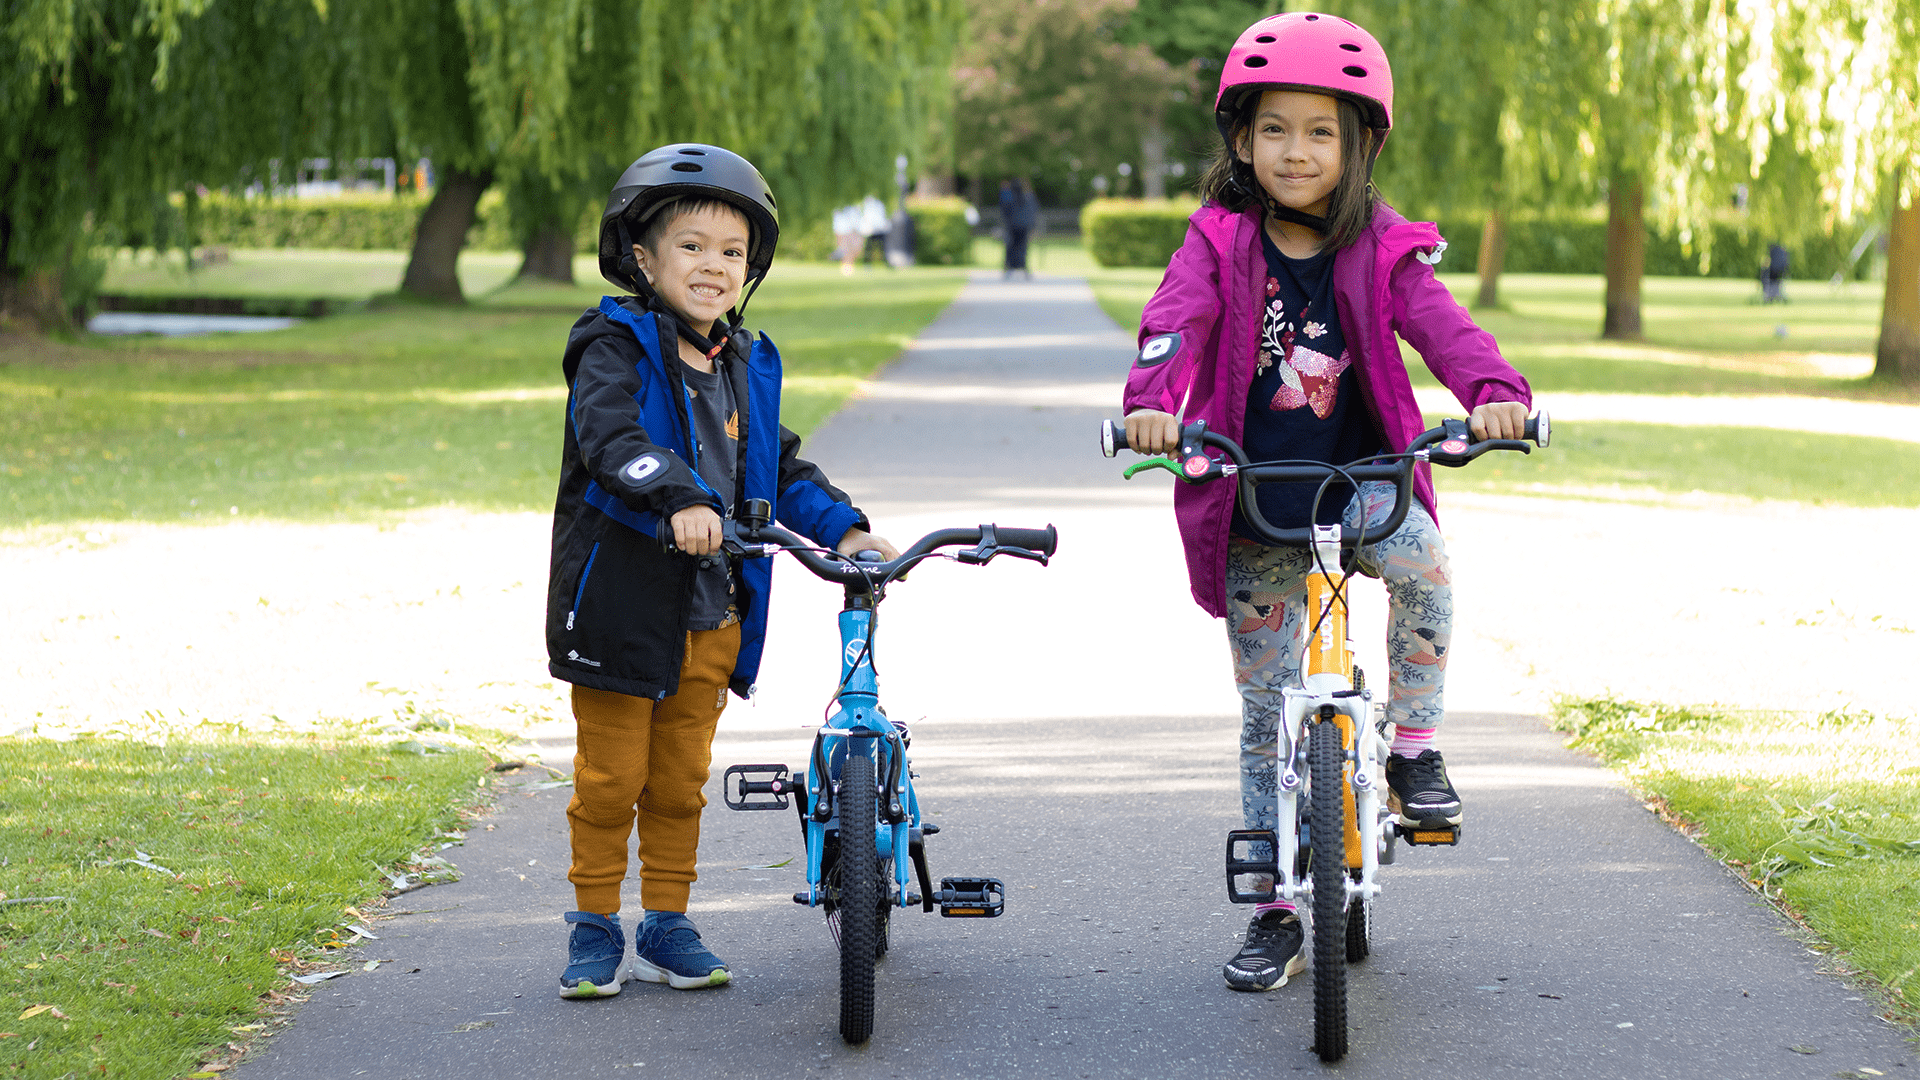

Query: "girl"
(1120, 12), (1532, 993)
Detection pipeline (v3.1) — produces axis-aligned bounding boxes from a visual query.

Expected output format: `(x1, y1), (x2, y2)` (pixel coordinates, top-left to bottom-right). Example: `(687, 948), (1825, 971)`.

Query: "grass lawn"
(1551, 698), (1920, 1023)
(1, 255), (968, 532)
(0, 723), (497, 1079)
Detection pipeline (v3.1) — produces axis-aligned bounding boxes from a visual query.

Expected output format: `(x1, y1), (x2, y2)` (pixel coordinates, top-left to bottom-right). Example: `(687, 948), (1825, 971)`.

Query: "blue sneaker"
(558, 911), (627, 999)
(631, 911), (732, 989)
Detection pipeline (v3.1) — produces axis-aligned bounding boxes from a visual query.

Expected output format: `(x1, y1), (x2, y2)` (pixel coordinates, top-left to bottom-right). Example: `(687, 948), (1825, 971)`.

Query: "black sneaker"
(1386, 749), (1463, 828)
(1222, 909), (1306, 992)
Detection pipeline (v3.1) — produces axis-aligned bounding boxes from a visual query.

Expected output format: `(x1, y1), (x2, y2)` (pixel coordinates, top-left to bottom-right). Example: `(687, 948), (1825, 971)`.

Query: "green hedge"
(188, 192), (517, 252)
(1082, 198), (1200, 268)
(906, 197), (974, 266)
(1426, 214), (1866, 281)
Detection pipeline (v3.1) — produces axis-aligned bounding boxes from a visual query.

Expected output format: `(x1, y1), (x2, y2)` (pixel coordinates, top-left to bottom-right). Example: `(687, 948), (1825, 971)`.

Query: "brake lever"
(1122, 452), (1226, 483)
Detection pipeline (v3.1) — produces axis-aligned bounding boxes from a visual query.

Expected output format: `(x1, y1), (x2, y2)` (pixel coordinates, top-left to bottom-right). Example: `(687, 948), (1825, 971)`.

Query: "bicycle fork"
(1227, 526), (1389, 907)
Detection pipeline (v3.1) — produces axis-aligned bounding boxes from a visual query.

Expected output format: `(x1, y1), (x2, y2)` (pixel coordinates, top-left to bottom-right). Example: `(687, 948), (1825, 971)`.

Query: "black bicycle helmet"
(598, 144), (781, 296)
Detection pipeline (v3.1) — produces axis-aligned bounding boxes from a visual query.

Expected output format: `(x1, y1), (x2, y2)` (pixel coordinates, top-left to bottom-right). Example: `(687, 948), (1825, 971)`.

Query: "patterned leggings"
(1225, 481), (1451, 833)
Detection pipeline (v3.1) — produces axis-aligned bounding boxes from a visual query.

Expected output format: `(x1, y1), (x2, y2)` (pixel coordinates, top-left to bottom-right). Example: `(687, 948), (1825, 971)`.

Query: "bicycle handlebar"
(1100, 411), (1550, 550)
(721, 502), (1056, 589)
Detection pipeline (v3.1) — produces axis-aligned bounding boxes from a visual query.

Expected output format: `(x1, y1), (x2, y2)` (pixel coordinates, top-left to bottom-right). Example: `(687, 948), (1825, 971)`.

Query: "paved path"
(232, 274), (1915, 1079)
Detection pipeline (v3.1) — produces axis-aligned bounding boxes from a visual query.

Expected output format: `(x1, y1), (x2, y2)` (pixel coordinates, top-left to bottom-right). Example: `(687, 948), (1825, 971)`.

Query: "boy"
(547, 144), (897, 997)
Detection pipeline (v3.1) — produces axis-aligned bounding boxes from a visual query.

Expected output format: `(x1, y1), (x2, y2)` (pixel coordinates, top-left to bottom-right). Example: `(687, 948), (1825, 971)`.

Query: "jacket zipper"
(567, 541), (601, 631)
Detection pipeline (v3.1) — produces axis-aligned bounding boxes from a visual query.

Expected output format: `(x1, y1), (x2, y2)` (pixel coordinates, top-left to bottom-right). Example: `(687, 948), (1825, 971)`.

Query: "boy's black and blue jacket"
(547, 296), (867, 700)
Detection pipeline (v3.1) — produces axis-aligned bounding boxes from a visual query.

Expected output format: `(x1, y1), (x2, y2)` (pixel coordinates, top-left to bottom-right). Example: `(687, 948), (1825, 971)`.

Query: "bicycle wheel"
(1309, 718), (1349, 1062)
(836, 750), (880, 1044)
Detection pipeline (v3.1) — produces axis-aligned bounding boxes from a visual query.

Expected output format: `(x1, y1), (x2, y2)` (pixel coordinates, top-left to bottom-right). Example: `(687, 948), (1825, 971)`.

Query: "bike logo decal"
(1135, 332), (1181, 367)
(1182, 455), (1210, 477)
(623, 453), (665, 485)
(1439, 439), (1468, 454)
(844, 639), (868, 667)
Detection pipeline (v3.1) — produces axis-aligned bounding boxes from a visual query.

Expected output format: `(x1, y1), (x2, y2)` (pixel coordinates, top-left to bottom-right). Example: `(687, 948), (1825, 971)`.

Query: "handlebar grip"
(1525, 411), (1551, 447)
(1101, 419), (1128, 457)
(993, 525), (1058, 557)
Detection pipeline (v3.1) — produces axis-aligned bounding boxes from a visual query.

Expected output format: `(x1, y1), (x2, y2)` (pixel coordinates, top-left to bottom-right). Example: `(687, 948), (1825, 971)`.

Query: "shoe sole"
(630, 956), (732, 990)
(1224, 951), (1308, 992)
(558, 973), (626, 999)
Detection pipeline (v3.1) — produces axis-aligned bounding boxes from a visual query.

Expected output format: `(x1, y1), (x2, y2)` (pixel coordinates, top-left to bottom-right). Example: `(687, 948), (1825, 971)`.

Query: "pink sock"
(1255, 900), (1295, 915)
(1390, 725), (1436, 757)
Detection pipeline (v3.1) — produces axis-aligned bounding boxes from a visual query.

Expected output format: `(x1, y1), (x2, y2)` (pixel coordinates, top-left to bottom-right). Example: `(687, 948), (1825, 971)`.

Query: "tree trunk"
(0, 267), (70, 334)
(516, 224), (575, 284)
(1875, 169), (1920, 386)
(1475, 207), (1507, 310)
(1601, 174), (1645, 340)
(1140, 118), (1170, 200)
(400, 165), (493, 303)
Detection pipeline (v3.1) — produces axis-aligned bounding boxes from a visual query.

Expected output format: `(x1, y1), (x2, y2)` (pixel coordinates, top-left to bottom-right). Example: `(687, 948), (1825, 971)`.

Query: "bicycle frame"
(796, 604), (922, 912)
(1268, 525), (1388, 907)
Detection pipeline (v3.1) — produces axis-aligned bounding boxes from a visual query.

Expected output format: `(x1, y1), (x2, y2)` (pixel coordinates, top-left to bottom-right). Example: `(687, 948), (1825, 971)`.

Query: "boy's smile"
(634, 203), (751, 343)
(1237, 89), (1344, 222)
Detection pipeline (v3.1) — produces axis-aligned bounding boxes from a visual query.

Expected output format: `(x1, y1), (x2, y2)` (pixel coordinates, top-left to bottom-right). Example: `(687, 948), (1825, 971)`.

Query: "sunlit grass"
(0, 723), (496, 1078)
(1551, 698), (1920, 1020)
(1, 260), (966, 530)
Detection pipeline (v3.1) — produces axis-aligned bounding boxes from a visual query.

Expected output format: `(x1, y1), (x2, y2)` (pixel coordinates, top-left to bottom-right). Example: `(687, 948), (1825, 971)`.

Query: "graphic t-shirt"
(680, 360), (739, 629)
(1233, 228), (1383, 537)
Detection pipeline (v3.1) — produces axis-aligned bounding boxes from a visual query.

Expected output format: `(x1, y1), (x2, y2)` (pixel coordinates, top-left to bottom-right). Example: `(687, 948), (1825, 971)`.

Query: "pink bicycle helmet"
(1215, 12), (1394, 146)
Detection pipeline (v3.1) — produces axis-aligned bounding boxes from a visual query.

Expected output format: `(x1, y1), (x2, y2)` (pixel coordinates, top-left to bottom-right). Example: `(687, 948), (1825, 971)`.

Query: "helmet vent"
(1243, 55), (1269, 67)
(1343, 65), (1368, 77)
(678, 148), (706, 155)
(1304, 13), (1319, 20)
(1255, 34), (1276, 43)
(767, 193), (778, 207)
(1340, 43), (1362, 52)
(670, 161), (703, 173)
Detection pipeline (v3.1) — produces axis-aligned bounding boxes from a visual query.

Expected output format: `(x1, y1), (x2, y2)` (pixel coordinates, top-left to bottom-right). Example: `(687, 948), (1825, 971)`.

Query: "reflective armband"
(1136, 332), (1182, 367)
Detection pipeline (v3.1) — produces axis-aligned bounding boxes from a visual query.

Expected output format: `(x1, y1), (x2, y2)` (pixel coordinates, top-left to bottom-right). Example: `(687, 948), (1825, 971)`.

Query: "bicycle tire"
(1310, 719), (1349, 1062)
(1345, 877), (1370, 963)
(837, 750), (879, 1044)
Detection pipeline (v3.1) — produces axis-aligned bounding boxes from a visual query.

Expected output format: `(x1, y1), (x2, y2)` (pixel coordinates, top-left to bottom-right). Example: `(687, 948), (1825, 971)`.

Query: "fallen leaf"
(344, 923), (379, 940)
(17, 1006), (52, 1021)
(290, 971), (347, 985)
(362, 960), (382, 972)
(1790, 1045), (1820, 1055)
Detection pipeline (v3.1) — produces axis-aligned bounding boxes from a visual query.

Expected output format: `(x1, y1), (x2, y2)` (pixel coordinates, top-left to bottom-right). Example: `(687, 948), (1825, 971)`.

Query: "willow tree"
(408, 0), (964, 290)
(0, 0), (381, 329)
(953, 0), (1185, 197)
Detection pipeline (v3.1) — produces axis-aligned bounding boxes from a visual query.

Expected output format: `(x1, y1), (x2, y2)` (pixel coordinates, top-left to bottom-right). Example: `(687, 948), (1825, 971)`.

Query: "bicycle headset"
(598, 143), (782, 361)
(1213, 12), (1394, 235)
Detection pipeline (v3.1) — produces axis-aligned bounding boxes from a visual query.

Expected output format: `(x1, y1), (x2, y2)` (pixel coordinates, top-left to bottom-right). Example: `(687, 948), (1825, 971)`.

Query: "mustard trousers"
(566, 622), (740, 915)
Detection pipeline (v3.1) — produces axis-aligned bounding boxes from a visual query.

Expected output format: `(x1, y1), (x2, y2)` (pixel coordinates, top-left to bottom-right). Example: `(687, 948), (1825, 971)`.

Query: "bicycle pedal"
(722, 763), (796, 811)
(1225, 829), (1279, 904)
(933, 877), (1004, 918)
(1397, 822), (1462, 846)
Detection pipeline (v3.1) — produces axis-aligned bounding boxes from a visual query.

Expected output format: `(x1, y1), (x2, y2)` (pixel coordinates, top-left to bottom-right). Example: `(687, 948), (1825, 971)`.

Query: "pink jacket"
(1122, 201), (1532, 618)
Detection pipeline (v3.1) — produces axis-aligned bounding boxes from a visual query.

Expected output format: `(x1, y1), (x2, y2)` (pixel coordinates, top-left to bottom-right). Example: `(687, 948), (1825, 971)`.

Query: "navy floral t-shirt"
(1233, 228), (1383, 536)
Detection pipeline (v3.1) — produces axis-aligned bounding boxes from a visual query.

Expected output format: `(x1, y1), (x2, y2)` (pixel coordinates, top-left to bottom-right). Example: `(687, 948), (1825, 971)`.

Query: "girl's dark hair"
(1196, 90), (1379, 251)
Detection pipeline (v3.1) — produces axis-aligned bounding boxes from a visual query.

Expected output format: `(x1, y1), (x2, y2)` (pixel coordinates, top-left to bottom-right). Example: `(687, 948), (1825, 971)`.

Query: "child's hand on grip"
(1469, 401), (1528, 442)
(670, 505), (725, 556)
(1124, 409), (1182, 456)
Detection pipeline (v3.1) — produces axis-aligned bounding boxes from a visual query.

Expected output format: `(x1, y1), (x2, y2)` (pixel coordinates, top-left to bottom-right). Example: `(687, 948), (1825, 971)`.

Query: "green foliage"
(1427, 214), (1873, 281)
(1081, 198), (1199, 268)
(953, 0), (1187, 198)
(906, 197), (975, 266)
(1756, 793), (1920, 886)
(0, 727), (491, 1079)
(185, 193), (511, 254)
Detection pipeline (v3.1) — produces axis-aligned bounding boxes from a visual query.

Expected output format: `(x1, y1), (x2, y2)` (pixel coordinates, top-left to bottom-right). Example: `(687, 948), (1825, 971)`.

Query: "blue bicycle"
(720, 497), (1056, 1043)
